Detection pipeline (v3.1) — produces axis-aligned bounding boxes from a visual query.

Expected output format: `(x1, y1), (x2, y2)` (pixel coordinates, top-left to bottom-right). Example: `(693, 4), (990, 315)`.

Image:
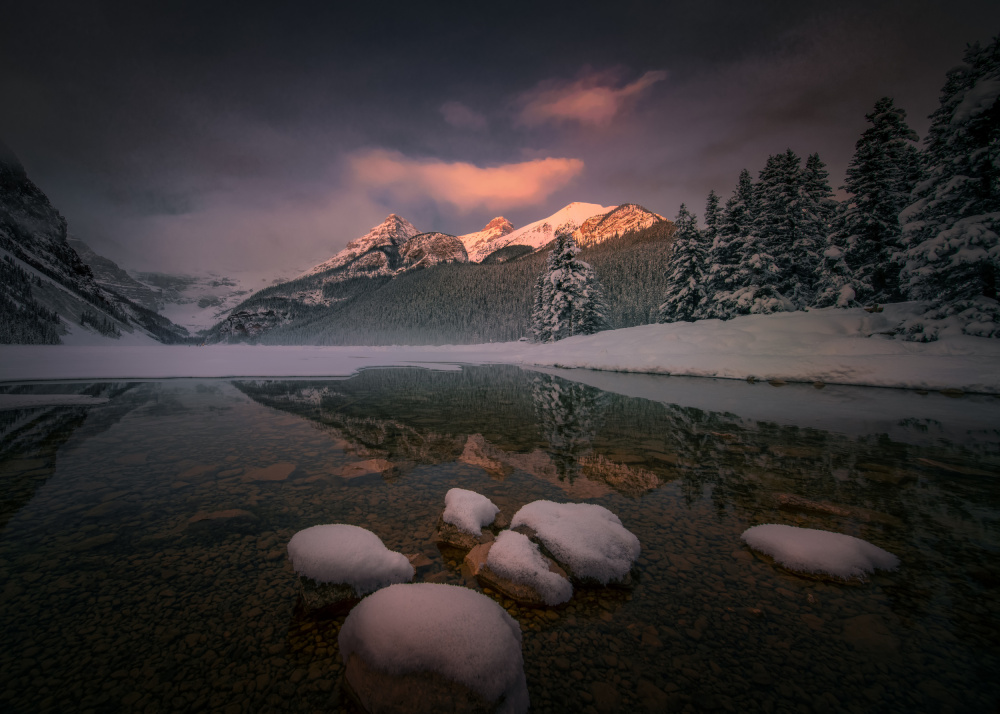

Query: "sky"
(2, 1), (999, 279)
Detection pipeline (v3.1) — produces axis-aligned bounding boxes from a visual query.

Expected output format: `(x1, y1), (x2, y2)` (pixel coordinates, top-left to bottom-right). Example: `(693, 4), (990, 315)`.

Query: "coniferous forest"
(207, 35), (999, 347)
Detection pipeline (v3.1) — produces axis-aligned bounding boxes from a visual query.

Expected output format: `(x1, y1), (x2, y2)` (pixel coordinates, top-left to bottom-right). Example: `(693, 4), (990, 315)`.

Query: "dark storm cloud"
(1, 1), (998, 274)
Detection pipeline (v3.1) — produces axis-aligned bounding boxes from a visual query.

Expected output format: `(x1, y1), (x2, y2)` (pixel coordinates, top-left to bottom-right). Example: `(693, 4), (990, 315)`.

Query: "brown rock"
(434, 517), (497, 551)
(333, 459), (395, 479)
(242, 463), (296, 482)
(843, 614), (898, 653)
(636, 680), (669, 712)
(188, 509), (255, 524)
(406, 553), (434, 570)
(590, 681), (621, 713)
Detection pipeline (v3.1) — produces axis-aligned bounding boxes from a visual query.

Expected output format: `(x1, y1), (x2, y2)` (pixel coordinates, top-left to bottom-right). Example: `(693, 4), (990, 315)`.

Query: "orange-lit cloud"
(349, 150), (584, 211)
(517, 70), (667, 127)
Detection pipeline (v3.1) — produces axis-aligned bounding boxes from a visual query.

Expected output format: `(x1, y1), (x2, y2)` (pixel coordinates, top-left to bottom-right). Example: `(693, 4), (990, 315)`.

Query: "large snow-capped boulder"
(466, 531), (572, 607)
(741, 524), (900, 583)
(435, 488), (508, 550)
(399, 232), (469, 270)
(510, 501), (641, 586)
(286, 524), (413, 613)
(339, 583), (529, 714)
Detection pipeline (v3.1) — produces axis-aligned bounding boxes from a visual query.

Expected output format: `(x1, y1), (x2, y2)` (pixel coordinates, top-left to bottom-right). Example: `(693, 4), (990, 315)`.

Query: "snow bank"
(741, 524), (900, 581)
(510, 501), (640, 584)
(286, 524), (413, 595)
(339, 583), (528, 714)
(443, 488), (500, 535)
(3, 302), (1000, 393)
(486, 530), (572, 606)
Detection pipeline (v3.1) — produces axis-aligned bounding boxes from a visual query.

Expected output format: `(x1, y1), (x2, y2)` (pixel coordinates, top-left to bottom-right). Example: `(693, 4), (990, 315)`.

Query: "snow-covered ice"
(338, 582), (529, 714)
(741, 524), (900, 582)
(442, 488), (500, 535)
(3, 302), (999, 394)
(510, 501), (641, 584)
(0, 394), (110, 410)
(286, 524), (413, 595)
(486, 530), (573, 606)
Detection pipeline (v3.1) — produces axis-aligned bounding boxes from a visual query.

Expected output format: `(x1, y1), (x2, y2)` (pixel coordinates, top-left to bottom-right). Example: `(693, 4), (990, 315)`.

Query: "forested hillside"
(229, 222), (676, 345)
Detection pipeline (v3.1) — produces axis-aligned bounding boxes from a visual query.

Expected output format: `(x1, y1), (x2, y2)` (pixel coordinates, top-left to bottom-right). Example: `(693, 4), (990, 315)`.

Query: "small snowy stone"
(443, 488), (500, 535)
(486, 531), (572, 606)
(339, 583), (529, 714)
(510, 501), (640, 585)
(286, 524), (413, 596)
(741, 524), (900, 582)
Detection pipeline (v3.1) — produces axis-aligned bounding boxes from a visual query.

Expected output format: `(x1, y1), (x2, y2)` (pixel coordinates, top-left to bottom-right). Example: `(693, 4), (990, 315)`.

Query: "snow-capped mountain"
(465, 202), (614, 263)
(0, 139), (188, 344)
(459, 217), (515, 261)
(66, 237), (163, 311)
(571, 204), (665, 246)
(299, 214), (419, 279)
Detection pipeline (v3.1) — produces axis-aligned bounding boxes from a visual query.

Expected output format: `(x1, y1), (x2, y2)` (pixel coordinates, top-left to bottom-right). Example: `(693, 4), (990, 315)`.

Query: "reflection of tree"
(530, 375), (606, 482)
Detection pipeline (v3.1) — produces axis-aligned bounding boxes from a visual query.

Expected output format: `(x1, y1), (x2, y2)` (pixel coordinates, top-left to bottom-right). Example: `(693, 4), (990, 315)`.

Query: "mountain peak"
(483, 216), (514, 233)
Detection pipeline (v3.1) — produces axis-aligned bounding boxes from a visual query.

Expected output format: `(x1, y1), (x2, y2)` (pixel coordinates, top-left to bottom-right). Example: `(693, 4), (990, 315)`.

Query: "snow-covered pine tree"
(712, 151), (802, 315)
(898, 36), (1000, 340)
(702, 169), (756, 319)
(703, 190), (721, 247)
(802, 153), (853, 308)
(658, 204), (708, 322)
(838, 97), (922, 304)
(530, 233), (609, 342)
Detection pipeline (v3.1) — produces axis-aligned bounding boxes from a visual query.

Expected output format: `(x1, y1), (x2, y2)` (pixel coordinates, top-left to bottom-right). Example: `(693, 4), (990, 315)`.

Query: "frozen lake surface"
(1, 366), (998, 713)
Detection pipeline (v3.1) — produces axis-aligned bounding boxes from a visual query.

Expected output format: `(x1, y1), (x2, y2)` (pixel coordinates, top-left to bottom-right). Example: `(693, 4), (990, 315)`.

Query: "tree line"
(653, 36), (998, 341)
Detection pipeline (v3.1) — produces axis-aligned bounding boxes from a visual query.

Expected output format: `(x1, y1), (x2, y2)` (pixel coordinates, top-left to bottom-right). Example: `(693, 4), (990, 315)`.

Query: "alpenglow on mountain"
(210, 202), (671, 342)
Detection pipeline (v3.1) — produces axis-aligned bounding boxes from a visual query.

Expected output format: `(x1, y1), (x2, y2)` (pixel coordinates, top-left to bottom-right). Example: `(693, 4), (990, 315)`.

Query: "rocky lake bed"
(1, 366), (998, 713)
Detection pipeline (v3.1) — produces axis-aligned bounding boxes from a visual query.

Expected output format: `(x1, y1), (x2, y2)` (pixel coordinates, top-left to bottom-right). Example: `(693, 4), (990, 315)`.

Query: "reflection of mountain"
(231, 366), (1000, 562)
(0, 382), (147, 528)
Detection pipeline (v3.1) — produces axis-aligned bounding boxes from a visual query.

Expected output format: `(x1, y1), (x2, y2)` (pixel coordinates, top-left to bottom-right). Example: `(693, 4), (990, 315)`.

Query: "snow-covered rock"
(339, 583), (529, 714)
(443, 488), (500, 535)
(435, 488), (507, 550)
(571, 203), (666, 247)
(286, 524), (413, 612)
(399, 232), (469, 270)
(510, 501), (641, 585)
(484, 531), (573, 606)
(741, 524), (900, 583)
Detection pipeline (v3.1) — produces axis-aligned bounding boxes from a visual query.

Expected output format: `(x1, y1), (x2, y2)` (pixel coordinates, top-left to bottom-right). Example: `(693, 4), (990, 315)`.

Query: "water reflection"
(0, 368), (997, 713)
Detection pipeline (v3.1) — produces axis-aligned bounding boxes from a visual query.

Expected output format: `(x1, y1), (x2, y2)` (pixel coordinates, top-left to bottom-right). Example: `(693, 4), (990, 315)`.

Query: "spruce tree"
(703, 190), (721, 248)
(702, 169), (756, 319)
(898, 36), (1000, 339)
(801, 153), (845, 307)
(658, 204), (708, 322)
(839, 97), (922, 303)
(530, 233), (608, 342)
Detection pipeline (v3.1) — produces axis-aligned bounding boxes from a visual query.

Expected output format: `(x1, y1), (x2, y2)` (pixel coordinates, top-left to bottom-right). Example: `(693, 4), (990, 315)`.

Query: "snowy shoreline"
(2, 303), (999, 394)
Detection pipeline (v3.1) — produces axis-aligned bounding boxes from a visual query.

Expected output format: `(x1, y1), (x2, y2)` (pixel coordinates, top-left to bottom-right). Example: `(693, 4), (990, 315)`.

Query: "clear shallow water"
(0, 366), (998, 714)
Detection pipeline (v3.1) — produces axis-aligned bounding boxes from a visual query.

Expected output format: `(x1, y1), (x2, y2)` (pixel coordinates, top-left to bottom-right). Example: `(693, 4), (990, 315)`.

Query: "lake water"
(1, 366), (998, 713)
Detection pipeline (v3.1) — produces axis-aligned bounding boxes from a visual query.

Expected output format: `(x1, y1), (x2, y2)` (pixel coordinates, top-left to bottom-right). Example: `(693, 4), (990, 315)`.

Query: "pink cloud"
(517, 70), (668, 127)
(349, 150), (585, 211)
